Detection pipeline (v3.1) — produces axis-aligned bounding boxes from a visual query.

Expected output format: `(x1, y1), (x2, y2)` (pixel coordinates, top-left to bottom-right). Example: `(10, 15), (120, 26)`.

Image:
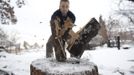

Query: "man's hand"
(54, 17), (75, 40)
(64, 17), (74, 30)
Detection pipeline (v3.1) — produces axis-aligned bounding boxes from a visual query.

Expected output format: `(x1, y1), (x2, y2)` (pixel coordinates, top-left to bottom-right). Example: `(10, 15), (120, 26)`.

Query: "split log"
(67, 18), (101, 58)
(30, 58), (99, 75)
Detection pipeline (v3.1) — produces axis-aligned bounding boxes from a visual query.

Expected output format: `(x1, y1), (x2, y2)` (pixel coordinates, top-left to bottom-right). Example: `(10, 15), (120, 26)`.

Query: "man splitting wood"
(46, 0), (76, 62)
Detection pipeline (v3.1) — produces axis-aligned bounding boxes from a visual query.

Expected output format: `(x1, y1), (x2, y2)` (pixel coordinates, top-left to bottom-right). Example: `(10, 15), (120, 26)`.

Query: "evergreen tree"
(0, 0), (25, 25)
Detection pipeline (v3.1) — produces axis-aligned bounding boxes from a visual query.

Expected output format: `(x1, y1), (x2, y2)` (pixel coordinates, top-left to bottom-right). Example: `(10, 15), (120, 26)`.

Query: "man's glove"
(64, 17), (74, 30)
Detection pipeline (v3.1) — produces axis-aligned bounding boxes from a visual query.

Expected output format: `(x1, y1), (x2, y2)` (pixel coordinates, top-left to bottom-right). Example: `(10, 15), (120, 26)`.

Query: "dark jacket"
(51, 9), (76, 27)
(50, 9), (76, 38)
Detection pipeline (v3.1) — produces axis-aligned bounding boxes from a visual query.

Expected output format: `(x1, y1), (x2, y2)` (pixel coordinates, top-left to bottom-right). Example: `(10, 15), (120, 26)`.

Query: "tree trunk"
(30, 58), (99, 75)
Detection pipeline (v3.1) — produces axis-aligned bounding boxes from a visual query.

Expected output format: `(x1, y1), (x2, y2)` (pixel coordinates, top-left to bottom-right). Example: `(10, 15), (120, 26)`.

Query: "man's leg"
(54, 39), (66, 62)
(46, 35), (54, 58)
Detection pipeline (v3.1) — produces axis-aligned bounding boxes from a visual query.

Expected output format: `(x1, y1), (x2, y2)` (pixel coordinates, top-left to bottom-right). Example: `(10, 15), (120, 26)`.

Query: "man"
(46, 0), (76, 62)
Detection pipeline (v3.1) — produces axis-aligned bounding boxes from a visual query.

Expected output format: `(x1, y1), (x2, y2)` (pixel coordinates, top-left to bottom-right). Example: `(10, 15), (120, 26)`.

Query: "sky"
(1, 0), (117, 45)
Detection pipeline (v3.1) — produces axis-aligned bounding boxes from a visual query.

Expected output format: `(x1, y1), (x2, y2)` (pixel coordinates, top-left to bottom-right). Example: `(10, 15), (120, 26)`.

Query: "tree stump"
(30, 58), (99, 75)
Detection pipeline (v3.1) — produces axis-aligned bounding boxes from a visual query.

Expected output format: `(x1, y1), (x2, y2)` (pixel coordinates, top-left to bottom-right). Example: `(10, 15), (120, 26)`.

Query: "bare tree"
(115, 0), (134, 24)
(107, 16), (121, 40)
(0, 27), (8, 40)
(0, 26), (9, 49)
(8, 31), (20, 44)
(99, 15), (108, 42)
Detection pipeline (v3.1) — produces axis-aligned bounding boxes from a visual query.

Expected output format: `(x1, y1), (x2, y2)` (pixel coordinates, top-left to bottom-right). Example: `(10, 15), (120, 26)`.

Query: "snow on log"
(30, 58), (99, 75)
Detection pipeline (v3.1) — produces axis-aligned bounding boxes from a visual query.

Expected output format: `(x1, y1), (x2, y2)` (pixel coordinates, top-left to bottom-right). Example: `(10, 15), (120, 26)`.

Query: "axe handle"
(57, 38), (66, 57)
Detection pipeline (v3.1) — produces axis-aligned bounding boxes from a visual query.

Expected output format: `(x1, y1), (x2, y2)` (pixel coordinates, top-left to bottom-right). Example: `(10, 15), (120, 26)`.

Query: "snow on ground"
(0, 49), (45, 75)
(0, 46), (134, 75)
(82, 46), (134, 75)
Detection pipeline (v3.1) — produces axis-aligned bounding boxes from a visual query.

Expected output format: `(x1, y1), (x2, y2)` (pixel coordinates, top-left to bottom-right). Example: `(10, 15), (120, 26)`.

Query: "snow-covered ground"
(0, 49), (45, 75)
(0, 46), (134, 75)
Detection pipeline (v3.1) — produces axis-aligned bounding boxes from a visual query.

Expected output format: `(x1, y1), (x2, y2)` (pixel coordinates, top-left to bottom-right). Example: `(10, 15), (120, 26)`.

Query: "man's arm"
(50, 17), (62, 38)
(50, 10), (60, 38)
